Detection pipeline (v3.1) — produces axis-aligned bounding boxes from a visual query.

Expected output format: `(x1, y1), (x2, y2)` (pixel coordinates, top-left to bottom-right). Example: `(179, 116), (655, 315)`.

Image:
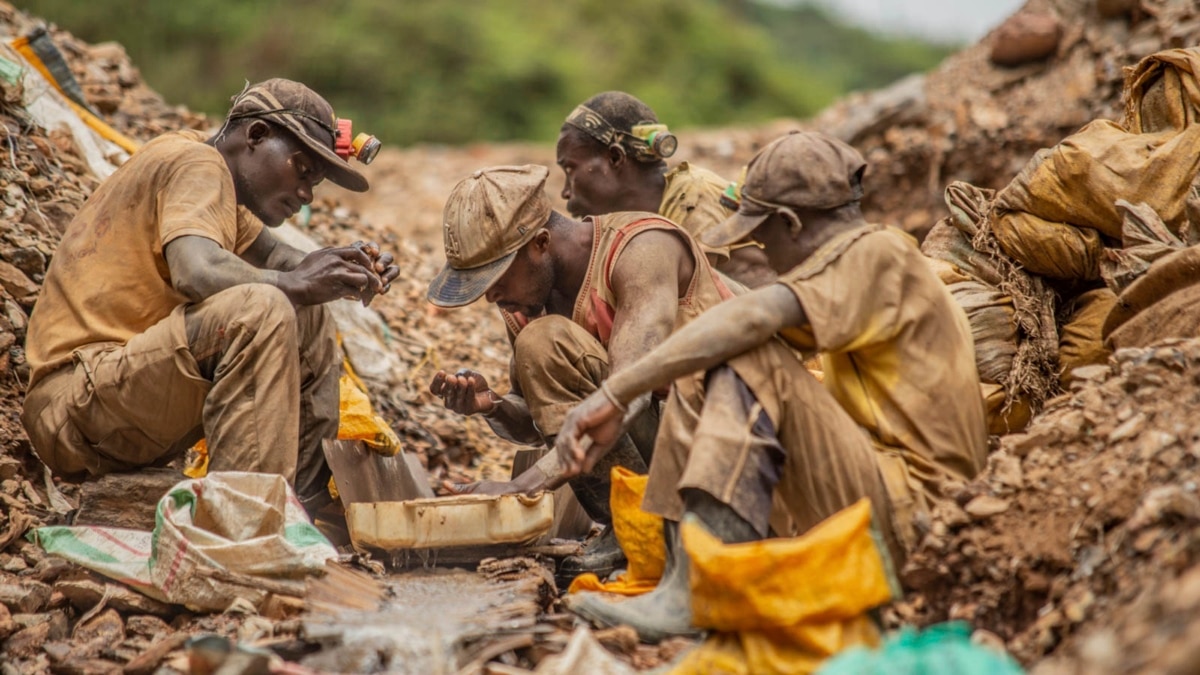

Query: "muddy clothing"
(659, 162), (734, 262)
(499, 213), (735, 517)
(643, 225), (989, 560)
(501, 212), (736, 436)
(22, 131), (337, 504)
(27, 131), (263, 386)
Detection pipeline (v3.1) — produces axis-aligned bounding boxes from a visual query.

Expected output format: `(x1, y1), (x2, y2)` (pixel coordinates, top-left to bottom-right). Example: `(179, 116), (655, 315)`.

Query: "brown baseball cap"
(427, 165), (553, 308)
(700, 131), (866, 248)
(225, 79), (369, 192)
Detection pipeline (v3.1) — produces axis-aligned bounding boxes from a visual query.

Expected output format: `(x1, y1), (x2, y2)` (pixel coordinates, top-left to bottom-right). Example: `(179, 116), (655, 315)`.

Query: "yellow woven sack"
(568, 466), (666, 596)
(670, 499), (894, 675)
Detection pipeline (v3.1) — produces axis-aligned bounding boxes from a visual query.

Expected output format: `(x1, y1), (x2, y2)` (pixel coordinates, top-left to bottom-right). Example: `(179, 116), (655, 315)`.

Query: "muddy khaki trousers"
(22, 284), (339, 508)
(643, 342), (912, 565)
(511, 315), (655, 524)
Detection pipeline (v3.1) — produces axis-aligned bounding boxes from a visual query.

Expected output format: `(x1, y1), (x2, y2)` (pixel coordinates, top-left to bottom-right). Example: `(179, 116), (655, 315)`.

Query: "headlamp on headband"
(631, 123), (677, 159)
(334, 118), (381, 165)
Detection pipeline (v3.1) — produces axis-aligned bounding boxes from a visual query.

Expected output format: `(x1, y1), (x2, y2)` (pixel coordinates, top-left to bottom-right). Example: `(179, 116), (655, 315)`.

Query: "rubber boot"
(565, 489), (760, 643)
(557, 434), (646, 577)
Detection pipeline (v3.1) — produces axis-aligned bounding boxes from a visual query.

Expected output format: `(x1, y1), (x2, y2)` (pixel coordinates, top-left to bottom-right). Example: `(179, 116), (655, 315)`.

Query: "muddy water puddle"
(302, 568), (539, 673)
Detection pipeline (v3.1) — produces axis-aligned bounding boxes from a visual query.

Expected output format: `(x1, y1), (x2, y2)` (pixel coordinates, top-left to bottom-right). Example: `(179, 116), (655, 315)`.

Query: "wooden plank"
(322, 439), (434, 505)
(74, 468), (183, 530)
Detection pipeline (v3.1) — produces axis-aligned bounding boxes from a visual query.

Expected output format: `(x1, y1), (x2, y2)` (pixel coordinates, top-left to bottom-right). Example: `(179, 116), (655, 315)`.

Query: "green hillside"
(22, 0), (956, 145)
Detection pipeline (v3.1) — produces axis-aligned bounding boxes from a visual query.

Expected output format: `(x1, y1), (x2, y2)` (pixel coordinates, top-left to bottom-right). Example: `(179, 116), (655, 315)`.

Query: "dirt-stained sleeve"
(156, 145), (240, 251)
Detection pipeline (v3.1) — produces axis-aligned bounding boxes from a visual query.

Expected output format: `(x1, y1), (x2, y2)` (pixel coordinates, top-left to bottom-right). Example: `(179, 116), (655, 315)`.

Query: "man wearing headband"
(554, 132), (988, 641)
(426, 164), (739, 578)
(555, 91), (775, 289)
(22, 78), (398, 514)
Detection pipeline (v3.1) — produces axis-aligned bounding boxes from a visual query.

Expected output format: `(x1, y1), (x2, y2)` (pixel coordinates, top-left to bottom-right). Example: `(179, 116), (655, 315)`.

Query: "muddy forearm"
(481, 393), (543, 445)
(604, 285), (804, 406)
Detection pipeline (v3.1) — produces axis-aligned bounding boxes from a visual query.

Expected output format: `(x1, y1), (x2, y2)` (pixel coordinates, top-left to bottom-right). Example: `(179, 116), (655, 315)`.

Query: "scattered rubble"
(893, 338), (1200, 668)
(0, 0), (1199, 672)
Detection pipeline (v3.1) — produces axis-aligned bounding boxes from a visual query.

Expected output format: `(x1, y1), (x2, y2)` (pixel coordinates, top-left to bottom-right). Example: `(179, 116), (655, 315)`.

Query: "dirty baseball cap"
(700, 131), (866, 248)
(224, 78), (369, 192)
(427, 165), (553, 308)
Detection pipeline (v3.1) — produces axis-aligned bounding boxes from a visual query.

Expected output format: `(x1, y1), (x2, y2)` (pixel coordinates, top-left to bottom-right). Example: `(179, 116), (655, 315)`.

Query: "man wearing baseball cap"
(426, 164), (739, 578)
(22, 78), (398, 514)
(555, 131), (988, 641)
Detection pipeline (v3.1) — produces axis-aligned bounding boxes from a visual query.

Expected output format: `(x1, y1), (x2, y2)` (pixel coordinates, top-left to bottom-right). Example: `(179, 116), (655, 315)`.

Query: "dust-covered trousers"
(511, 315), (657, 524)
(21, 284), (339, 507)
(642, 340), (917, 566)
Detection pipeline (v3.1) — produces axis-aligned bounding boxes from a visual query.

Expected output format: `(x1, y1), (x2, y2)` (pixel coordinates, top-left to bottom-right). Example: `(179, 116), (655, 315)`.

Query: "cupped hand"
(429, 369), (498, 416)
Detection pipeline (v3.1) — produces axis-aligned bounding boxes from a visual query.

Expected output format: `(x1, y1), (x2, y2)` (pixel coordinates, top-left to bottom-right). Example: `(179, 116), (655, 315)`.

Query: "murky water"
(301, 568), (538, 674)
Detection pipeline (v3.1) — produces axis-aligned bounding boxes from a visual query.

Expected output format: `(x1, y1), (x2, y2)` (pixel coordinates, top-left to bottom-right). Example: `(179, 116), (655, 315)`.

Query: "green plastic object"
(817, 622), (1025, 675)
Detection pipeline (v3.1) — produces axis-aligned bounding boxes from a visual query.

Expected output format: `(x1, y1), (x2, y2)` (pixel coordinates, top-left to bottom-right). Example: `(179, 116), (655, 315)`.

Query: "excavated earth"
(1, 0), (1199, 672)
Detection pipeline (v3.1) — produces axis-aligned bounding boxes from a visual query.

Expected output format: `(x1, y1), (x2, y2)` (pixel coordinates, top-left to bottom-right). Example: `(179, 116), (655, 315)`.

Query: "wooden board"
(322, 439), (434, 506)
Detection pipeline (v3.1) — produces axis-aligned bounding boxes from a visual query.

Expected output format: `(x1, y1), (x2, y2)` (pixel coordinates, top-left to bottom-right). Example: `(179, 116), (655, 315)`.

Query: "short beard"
(232, 170), (282, 227)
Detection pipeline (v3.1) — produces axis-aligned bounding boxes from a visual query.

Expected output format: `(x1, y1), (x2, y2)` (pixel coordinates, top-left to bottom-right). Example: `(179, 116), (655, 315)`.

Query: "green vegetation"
(24, 0), (955, 146)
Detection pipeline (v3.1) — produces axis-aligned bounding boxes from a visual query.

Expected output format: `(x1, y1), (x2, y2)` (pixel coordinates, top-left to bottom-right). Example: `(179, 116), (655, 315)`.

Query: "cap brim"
(296, 134), (370, 193)
(699, 210), (771, 249)
(426, 250), (519, 308)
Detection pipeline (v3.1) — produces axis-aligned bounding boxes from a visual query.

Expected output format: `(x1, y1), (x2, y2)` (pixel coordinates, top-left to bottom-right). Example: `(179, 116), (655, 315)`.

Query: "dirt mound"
(2, 0), (1200, 671)
(895, 338), (1200, 669)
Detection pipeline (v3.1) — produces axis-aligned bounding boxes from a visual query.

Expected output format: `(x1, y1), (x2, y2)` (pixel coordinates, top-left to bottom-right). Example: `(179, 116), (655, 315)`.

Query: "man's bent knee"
(513, 315), (607, 379)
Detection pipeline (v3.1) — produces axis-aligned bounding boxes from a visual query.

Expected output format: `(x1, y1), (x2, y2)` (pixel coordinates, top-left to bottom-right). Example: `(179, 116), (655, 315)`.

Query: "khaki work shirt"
(26, 131), (263, 386)
(776, 224), (988, 491)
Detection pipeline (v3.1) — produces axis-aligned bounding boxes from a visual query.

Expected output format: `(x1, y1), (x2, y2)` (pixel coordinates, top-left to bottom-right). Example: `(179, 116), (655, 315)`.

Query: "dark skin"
(554, 203), (866, 476)
(429, 211), (696, 494)
(556, 126), (775, 288)
(164, 119), (399, 306)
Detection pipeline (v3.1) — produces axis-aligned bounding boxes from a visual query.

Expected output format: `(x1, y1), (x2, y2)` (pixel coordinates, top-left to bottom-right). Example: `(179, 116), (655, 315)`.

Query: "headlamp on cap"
(334, 118), (381, 165)
(631, 123), (677, 159)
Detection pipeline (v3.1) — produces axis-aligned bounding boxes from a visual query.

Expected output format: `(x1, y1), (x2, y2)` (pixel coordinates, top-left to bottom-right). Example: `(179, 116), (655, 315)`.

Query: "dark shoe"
(558, 525), (626, 581)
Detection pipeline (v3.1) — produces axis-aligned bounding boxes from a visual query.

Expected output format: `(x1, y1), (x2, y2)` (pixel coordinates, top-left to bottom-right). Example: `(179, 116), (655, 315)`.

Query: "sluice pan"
(346, 492), (555, 552)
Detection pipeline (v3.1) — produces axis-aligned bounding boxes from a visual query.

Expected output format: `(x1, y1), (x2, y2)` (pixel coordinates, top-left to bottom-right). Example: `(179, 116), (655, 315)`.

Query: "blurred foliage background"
(22, 0), (954, 145)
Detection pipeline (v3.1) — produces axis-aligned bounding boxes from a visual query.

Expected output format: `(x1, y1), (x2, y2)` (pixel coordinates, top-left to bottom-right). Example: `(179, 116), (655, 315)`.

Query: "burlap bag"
(1104, 245), (1200, 350)
(1123, 47), (1200, 134)
(1057, 288), (1117, 387)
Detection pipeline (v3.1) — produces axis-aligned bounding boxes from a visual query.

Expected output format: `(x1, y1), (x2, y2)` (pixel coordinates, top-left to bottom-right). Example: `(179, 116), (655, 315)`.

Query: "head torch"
(334, 118), (381, 165)
(631, 123), (677, 159)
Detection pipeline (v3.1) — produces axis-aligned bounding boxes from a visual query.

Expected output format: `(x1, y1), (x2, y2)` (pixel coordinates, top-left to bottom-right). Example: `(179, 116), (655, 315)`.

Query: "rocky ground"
(1, 0), (1200, 672)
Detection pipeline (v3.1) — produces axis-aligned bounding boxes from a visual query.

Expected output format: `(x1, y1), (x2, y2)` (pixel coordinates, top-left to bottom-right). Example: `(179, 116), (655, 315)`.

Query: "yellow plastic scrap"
(568, 466), (666, 595)
(185, 356), (402, 481)
(337, 370), (402, 456)
(670, 498), (898, 675)
(183, 438), (208, 479)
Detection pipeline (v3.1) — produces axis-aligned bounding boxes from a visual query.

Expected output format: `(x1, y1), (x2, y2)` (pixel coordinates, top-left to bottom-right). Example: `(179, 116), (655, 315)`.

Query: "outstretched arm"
(557, 282), (807, 475)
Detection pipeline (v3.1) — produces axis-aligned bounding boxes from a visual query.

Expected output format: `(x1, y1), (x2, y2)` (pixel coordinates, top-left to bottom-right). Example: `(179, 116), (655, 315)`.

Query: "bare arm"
(606, 229), (695, 373)
(239, 227), (307, 272)
(164, 234), (378, 306)
(605, 283), (806, 404)
(554, 283), (807, 476)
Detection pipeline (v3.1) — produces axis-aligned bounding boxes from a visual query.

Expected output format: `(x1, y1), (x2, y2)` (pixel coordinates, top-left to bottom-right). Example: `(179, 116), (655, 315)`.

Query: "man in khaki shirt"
(554, 132), (988, 641)
(22, 79), (398, 513)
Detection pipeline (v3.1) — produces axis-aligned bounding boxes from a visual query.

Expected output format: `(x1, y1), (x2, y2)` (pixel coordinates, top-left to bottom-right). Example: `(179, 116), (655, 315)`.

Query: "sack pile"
(924, 47), (1200, 433)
